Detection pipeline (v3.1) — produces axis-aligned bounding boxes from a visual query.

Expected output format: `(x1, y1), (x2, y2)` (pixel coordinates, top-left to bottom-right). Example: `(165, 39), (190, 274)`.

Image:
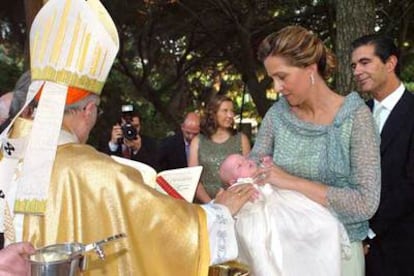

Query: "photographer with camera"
(102, 106), (159, 170)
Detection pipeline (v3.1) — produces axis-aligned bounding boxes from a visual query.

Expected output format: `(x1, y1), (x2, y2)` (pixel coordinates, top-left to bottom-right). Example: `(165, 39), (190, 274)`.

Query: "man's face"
(182, 124), (199, 143)
(131, 116), (141, 133)
(78, 98), (100, 144)
(351, 44), (389, 95)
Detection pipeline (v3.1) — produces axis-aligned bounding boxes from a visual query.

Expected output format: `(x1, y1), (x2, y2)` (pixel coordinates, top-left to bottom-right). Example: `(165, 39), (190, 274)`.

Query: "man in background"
(101, 110), (159, 169)
(0, 92), (13, 128)
(351, 34), (414, 276)
(0, 71), (32, 133)
(158, 112), (200, 171)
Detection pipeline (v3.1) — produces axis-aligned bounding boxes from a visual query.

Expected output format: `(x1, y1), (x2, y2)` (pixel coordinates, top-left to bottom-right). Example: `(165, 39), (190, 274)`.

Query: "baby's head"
(219, 154), (258, 186)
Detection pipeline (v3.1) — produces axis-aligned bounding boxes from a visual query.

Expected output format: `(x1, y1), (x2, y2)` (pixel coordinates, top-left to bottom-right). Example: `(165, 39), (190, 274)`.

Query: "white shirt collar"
(374, 83), (405, 111)
(59, 129), (79, 145)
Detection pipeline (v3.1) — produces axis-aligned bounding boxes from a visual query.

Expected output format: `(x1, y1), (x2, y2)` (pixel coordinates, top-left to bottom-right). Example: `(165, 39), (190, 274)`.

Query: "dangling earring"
(310, 74), (315, 86)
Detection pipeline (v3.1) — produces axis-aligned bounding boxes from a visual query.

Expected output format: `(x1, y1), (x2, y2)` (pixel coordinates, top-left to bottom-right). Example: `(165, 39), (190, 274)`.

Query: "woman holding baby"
(248, 25), (381, 276)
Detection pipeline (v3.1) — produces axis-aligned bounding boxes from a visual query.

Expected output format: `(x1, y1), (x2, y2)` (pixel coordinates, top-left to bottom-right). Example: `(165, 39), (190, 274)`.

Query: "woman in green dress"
(188, 94), (251, 203)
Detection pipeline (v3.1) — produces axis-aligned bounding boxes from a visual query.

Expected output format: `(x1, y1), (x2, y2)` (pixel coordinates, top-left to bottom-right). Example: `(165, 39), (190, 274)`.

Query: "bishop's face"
(77, 98), (100, 144)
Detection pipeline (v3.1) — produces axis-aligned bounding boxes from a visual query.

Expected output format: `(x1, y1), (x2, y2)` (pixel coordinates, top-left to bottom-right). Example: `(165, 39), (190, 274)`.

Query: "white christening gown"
(234, 179), (350, 276)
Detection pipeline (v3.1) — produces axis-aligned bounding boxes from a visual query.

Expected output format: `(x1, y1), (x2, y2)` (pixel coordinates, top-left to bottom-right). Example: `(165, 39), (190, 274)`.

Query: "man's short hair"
(122, 110), (141, 123)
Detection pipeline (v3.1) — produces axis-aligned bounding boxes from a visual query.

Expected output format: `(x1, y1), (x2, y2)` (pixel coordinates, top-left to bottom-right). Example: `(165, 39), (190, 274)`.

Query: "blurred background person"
(188, 94), (251, 203)
(0, 71), (32, 133)
(0, 92), (13, 127)
(8, 71), (33, 121)
(157, 111), (200, 171)
(100, 108), (159, 169)
(0, 71), (31, 248)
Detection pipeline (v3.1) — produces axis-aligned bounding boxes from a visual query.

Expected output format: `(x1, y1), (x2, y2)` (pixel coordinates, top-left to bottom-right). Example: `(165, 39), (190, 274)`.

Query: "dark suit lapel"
(176, 131), (188, 164)
(380, 90), (414, 153)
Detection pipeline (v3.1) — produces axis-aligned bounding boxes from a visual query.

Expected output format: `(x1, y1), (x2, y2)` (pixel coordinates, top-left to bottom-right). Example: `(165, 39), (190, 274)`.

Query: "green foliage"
(0, 49), (23, 92)
(401, 51), (414, 83)
(0, 63), (21, 93)
(1, 0), (414, 144)
(405, 83), (414, 91)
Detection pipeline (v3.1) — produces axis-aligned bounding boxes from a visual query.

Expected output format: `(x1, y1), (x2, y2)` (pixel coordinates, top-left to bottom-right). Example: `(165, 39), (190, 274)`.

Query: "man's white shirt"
(373, 83), (405, 133)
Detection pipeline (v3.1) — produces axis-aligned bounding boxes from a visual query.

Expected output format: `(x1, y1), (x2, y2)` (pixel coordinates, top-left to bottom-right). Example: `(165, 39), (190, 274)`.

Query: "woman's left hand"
(254, 161), (329, 206)
(253, 163), (294, 190)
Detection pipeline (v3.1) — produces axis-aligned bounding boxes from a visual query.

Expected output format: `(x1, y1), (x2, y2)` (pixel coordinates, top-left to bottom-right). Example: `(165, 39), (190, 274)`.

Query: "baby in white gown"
(219, 154), (350, 276)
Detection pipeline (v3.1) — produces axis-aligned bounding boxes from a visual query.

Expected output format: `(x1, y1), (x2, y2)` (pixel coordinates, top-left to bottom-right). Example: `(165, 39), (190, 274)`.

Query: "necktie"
(373, 104), (385, 132)
(185, 143), (190, 159)
(122, 146), (131, 159)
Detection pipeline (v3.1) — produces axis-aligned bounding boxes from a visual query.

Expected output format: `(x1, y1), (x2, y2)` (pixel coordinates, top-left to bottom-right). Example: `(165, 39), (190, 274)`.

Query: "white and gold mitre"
(30, 0), (119, 94)
(12, 0), (119, 215)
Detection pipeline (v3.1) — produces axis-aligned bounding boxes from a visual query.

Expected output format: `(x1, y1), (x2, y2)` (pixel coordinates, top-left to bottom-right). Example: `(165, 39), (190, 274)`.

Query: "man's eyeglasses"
(96, 104), (104, 116)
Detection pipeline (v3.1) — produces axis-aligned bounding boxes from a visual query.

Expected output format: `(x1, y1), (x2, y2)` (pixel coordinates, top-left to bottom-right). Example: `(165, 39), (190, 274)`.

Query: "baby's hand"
(260, 156), (273, 168)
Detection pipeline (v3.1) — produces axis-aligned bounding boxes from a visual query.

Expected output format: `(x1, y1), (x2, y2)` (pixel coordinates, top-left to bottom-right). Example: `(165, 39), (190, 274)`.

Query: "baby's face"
(225, 154), (258, 180)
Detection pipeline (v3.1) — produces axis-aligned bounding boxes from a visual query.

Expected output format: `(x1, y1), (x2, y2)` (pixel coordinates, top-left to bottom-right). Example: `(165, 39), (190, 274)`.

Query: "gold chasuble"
(22, 141), (210, 275)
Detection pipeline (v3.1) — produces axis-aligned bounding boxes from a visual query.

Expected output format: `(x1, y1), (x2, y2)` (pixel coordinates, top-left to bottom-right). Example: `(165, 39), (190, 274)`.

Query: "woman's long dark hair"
(201, 94), (236, 138)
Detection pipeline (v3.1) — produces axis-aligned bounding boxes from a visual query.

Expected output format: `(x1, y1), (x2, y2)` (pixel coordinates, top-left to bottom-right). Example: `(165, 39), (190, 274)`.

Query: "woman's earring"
(310, 74), (315, 86)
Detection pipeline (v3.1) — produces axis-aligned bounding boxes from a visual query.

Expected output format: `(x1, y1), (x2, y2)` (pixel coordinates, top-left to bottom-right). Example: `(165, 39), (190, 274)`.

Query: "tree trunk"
(335, 0), (375, 95)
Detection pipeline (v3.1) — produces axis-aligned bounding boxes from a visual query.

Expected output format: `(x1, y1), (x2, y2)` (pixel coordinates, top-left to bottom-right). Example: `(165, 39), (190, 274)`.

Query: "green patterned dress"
(198, 133), (243, 198)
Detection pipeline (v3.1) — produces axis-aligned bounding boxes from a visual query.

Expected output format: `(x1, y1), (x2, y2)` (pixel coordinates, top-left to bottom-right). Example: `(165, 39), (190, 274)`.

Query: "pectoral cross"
(3, 142), (15, 156)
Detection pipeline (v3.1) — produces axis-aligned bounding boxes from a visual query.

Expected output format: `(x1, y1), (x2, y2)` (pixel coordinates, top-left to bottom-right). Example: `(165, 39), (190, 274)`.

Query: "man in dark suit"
(158, 112), (200, 171)
(100, 110), (159, 170)
(351, 34), (414, 276)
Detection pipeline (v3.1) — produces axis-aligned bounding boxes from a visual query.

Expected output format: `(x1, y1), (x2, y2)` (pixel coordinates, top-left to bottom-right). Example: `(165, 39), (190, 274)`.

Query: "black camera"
(121, 123), (138, 141)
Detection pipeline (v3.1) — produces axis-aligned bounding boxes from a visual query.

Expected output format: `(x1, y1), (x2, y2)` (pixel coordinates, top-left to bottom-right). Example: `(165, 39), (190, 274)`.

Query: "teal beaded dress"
(250, 92), (381, 242)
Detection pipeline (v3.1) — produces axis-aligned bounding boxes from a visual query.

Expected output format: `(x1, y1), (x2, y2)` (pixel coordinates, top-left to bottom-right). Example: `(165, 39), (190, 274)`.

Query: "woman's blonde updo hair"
(257, 25), (336, 80)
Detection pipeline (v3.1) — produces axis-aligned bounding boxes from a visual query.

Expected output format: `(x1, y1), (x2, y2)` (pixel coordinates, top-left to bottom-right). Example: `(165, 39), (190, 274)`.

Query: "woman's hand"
(253, 163), (295, 190)
(214, 184), (257, 216)
(254, 163), (329, 206)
